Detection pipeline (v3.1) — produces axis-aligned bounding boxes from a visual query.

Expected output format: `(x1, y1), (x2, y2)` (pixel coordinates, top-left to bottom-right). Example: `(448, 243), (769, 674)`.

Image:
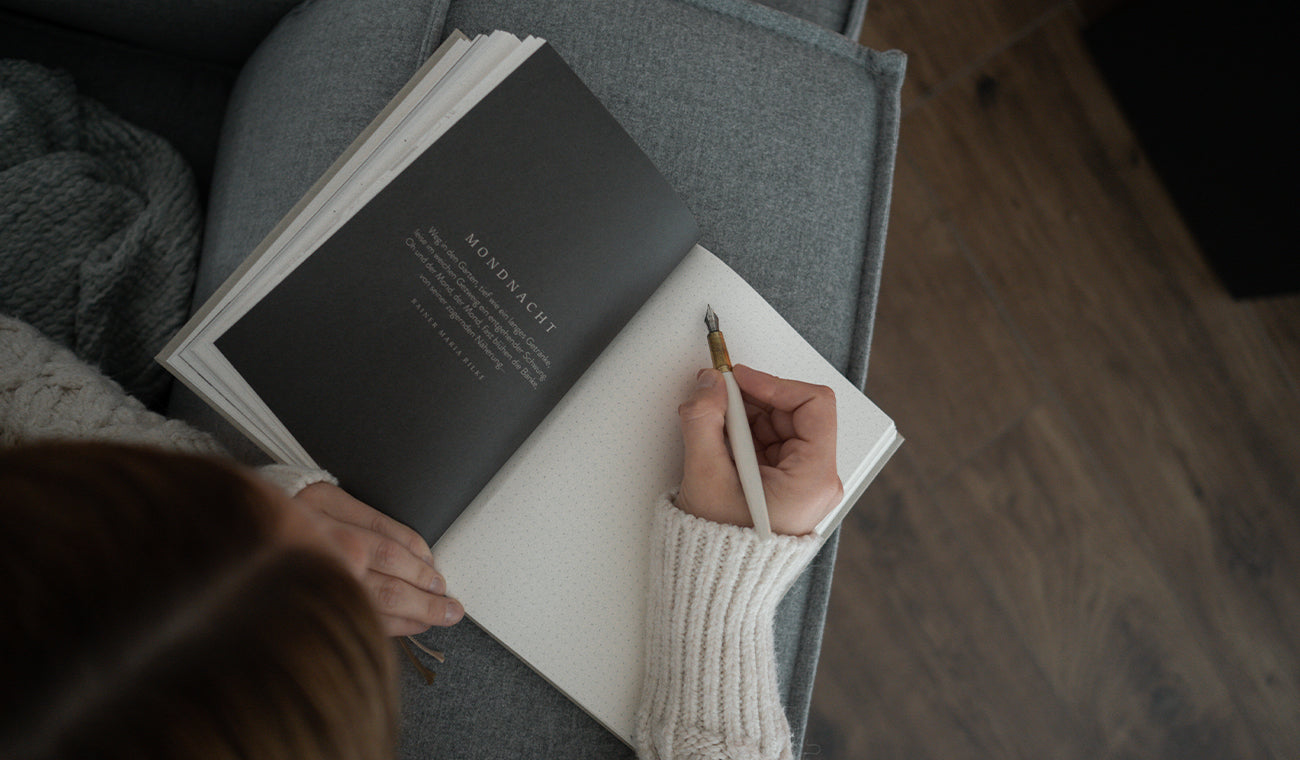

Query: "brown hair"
(0, 442), (397, 760)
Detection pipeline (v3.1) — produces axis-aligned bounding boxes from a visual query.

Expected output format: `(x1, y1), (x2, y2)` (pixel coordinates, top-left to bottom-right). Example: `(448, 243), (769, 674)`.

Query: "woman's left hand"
(291, 483), (464, 636)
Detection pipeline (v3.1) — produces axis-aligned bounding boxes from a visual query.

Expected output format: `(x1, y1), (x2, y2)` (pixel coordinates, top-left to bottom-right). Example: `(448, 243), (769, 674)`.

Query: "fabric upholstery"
(758, 0), (868, 37)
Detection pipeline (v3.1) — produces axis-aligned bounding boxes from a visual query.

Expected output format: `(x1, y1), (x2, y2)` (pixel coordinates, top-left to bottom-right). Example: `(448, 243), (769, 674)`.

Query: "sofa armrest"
(0, 0), (300, 64)
(755, 0), (869, 38)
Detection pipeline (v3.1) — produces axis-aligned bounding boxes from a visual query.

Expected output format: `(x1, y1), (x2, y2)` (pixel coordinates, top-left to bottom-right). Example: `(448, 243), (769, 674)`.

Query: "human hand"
(675, 365), (843, 536)
(291, 483), (463, 636)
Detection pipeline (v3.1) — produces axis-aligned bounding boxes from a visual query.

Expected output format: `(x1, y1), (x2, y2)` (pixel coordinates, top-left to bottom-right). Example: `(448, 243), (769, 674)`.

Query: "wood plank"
(858, 0), (1063, 107)
(933, 404), (1269, 759)
(1250, 294), (1300, 392)
(807, 453), (1097, 759)
(864, 156), (1041, 481)
(901, 12), (1300, 756)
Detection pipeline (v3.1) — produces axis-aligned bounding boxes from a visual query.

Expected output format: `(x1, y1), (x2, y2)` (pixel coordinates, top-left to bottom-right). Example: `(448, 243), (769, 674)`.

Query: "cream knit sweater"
(0, 315), (330, 494)
(637, 501), (823, 760)
(1, 314), (821, 759)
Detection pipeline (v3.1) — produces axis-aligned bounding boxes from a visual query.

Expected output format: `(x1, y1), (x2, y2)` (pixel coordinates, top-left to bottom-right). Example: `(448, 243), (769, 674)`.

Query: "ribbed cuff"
(255, 464), (338, 496)
(635, 495), (822, 760)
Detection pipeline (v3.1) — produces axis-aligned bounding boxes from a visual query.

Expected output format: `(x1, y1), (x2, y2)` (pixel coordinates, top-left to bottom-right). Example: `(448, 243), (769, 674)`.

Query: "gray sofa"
(0, 1), (903, 757)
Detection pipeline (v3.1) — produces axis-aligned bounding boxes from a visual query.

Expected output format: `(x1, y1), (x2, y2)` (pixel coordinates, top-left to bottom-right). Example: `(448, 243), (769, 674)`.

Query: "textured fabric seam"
(847, 54), (906, 389)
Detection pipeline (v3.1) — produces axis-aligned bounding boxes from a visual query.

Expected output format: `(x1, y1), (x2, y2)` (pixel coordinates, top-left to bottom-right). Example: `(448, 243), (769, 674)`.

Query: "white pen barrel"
(722, 370), (771, 538)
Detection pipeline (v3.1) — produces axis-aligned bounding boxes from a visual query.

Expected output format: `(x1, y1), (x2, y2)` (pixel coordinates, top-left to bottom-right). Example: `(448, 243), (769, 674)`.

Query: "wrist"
(638, 496), (822, 756)
(256, 464), (338, 496)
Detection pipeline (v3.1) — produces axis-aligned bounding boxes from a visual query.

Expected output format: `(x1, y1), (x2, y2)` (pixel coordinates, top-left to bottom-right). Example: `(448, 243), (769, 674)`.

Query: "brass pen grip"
(707, 331), (732, 373)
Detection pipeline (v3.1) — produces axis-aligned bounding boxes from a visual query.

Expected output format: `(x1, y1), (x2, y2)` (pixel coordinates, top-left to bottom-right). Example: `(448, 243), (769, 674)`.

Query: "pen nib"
(704, 304), (719, 333)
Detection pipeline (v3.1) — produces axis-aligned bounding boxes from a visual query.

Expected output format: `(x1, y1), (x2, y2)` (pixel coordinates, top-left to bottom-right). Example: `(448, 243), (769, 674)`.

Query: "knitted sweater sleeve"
(0, 315), (223, 454)
(635, 494), (824, 760)
(0, 315), (333, 494)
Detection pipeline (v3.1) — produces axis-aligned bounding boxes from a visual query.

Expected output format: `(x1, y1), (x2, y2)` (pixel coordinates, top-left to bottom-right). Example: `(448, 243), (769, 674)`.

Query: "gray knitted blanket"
(0, 60), (200, 410)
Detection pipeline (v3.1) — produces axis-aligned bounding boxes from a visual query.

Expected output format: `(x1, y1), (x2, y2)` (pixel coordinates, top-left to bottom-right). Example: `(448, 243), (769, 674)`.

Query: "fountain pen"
(704, 305), (772, 539)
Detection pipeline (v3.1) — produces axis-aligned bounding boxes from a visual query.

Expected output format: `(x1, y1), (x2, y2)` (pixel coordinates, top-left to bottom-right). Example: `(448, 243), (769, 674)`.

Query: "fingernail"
(445, 598), (463, 625)
(696, 369), (717, 388)
(429, 574), (446, 595)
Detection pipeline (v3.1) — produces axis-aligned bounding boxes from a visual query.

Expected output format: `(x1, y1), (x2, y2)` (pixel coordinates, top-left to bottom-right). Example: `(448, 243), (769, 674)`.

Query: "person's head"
(0, 442), (396, 760)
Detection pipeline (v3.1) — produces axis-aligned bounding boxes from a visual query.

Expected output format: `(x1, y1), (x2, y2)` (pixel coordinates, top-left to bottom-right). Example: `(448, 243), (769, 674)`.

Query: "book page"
(211, 42), (700, 544)
(159, 33), (537, 464)
(432, 244), (899, 744)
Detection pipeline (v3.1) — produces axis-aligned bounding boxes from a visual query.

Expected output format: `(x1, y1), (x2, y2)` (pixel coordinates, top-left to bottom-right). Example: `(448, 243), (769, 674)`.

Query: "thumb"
(677, 368), (733, 479)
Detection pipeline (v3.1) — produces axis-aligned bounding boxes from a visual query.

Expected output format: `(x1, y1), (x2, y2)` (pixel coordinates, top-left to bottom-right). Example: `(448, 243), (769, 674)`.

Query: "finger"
(307, 485), (436, 567)
(366, 528), (447, 595)
(676, 368), (748, 522)
(769, 406), (800, 442)
(385, 617), (441, 638)
(732, 365), (832, 417)
(364, 572), (464, 632)
(732, 365), (837, 449)
(746, 407), (780, 449)
(678, 369), (733, 477)
(322, 520), (446, 596)
(384, 613), (466, 638)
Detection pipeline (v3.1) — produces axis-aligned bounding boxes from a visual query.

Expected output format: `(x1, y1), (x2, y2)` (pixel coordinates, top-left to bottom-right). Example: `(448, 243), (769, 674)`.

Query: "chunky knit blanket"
(0, 60), (200, 410)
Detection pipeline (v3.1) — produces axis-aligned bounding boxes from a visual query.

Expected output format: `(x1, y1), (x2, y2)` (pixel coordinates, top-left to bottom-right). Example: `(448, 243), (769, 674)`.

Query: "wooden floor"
(804, 1), (1300, 757)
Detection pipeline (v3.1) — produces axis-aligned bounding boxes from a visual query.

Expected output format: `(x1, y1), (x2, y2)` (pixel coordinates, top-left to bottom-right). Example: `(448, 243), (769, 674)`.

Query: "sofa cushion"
(183, 2), (902, 757)
(755, 0), (868, 37)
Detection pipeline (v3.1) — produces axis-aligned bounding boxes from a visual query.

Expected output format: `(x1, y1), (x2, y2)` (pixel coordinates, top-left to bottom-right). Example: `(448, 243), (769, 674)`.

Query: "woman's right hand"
(674, 364), (843, 536)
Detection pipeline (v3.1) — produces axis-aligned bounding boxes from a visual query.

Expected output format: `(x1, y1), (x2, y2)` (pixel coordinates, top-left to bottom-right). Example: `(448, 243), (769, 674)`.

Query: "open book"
(159, 31), (900, 746)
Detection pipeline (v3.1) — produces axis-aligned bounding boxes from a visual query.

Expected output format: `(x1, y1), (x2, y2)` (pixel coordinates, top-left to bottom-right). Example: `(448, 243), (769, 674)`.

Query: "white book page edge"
(160, 33), (550, 463)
